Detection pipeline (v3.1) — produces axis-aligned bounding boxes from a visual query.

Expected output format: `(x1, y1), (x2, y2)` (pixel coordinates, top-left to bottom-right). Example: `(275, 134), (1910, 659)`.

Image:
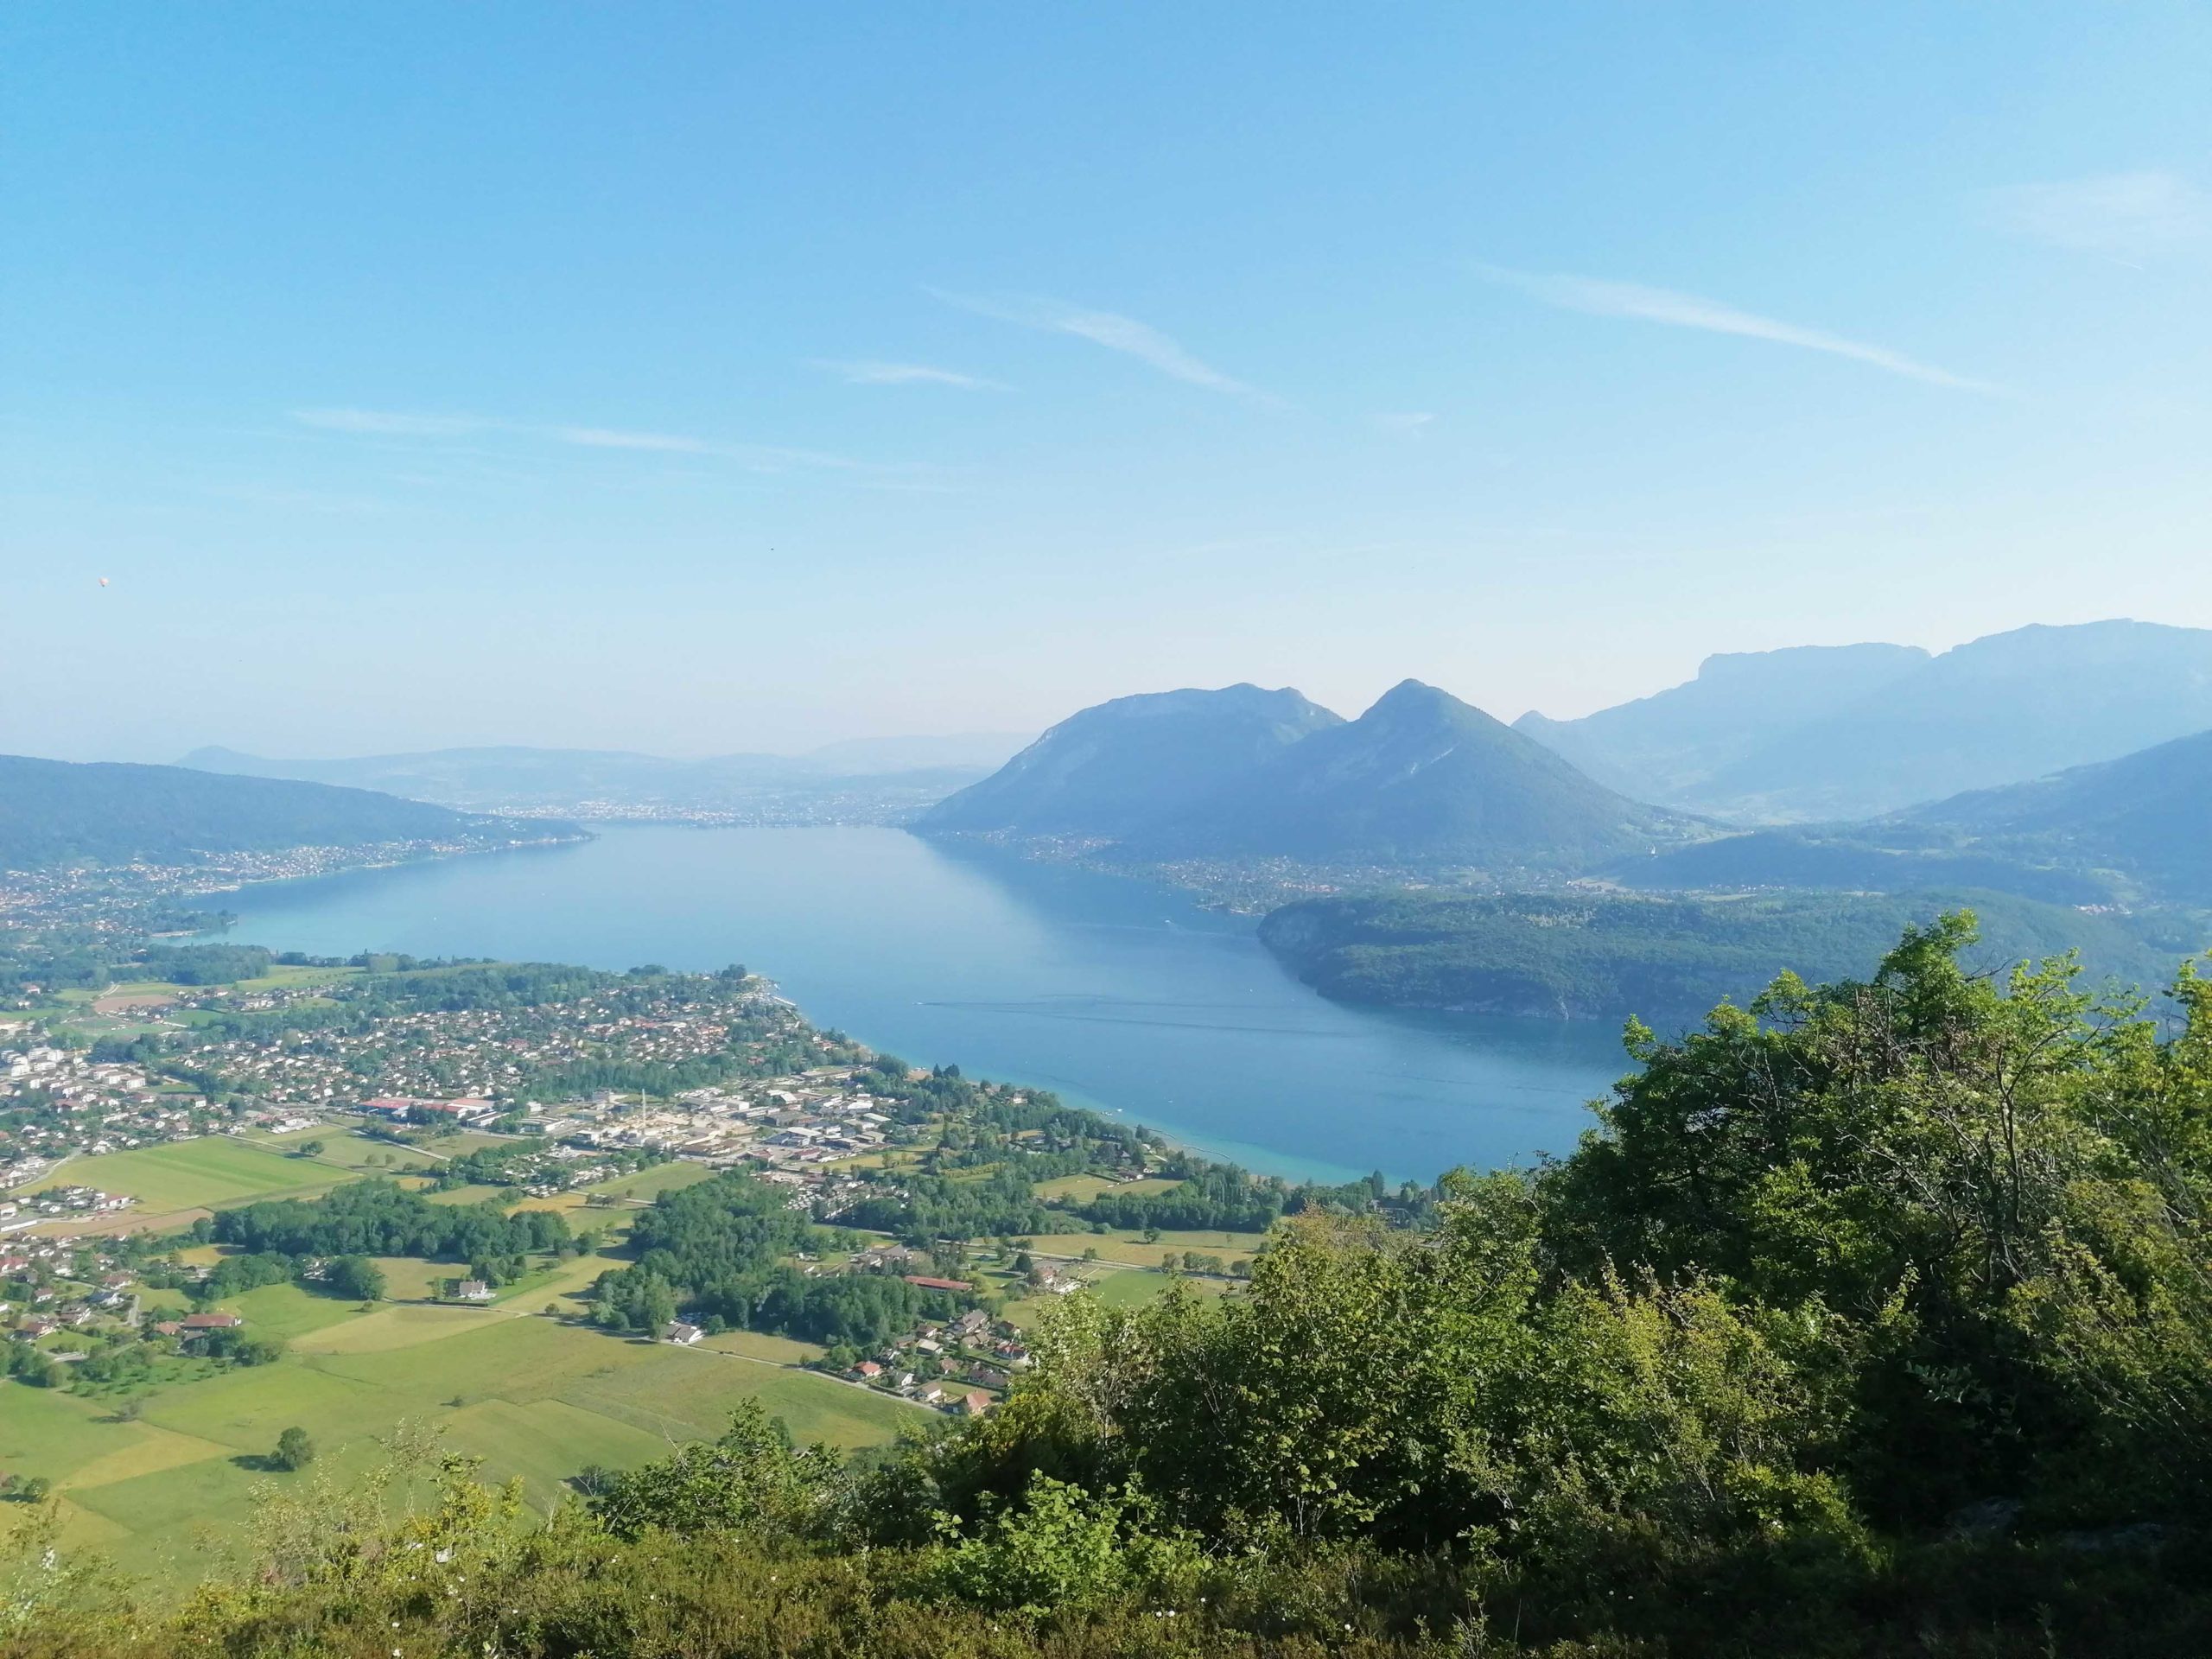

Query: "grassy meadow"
(8, 1253), (922, 1587)
(5, 1128), (1239, 1593)
(16, 1132), (440, 1236)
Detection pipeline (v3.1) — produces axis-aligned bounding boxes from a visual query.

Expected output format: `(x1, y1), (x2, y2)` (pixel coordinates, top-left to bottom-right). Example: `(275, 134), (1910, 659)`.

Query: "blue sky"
(4, 3), (2209, 760)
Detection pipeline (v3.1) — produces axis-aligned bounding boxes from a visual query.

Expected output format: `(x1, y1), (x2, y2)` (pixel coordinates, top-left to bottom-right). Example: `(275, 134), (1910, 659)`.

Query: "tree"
(589, 1402), (836, 1540)
(272, 1427), (316, 1471)
(326, 1255), (385, 1302)
(7, 1348), (62, 1389)
(296, 1139), (326, 1159)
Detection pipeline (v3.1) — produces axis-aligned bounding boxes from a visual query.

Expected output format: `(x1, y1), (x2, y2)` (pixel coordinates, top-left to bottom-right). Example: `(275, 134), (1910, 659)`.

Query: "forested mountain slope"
(1258, 887), (2176, 1021)
(0, 753), (554, 868)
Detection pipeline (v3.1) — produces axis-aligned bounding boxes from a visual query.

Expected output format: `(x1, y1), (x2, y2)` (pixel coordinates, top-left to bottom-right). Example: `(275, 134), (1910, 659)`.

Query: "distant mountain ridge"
(1517, 620), (2212, 821)
(179, 734), (1033, 817)
(0, 754), (557, 870)
(1623, 725), (2212, 909)
(924, 680), (1692, 872)
(1515, 643), (1930, 803)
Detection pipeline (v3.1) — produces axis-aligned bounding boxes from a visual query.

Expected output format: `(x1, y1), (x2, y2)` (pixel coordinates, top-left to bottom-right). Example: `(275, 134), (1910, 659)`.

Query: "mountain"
(1619, 725), (2212, 909)
(1259, 887), (2179, 1022)
(0, 754), (556, 869)
(178, 737), (1028, 819)
(918, 685), (1344, 837)
(178, 746), (753, 809)
(1513, 643), (1929, 802)
(1519, 620), (2212, 822)
(1136, 680), (1691, 868)
(1891, 728), (2212, 905)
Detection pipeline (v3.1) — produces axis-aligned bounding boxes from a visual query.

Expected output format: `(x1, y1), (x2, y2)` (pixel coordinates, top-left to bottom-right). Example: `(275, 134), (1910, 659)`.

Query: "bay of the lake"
(204, 825), (1632, 1184)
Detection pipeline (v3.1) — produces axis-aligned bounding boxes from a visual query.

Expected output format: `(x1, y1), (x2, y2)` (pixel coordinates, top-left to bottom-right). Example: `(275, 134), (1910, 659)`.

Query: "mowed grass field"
(510, 1160), (718, 1216)
(1018, 1227), (1269, 1268)
(14, 1134), (452, 1239)
(1030, 1173), (1187, 1202)
(15, 1272), (923, 1586)
(22, 1138), (348, 1214)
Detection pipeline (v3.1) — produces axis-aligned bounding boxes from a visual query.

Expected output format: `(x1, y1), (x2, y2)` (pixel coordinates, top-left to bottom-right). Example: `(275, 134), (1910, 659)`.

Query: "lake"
(205, 826), (1632, 1185)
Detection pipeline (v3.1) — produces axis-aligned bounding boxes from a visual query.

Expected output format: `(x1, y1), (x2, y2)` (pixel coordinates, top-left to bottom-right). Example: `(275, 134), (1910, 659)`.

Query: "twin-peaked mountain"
(921, 681), (1690, 869)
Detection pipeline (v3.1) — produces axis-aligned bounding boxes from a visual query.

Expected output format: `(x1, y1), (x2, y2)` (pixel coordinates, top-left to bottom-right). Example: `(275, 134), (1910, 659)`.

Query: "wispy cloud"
(931, 289), (1274, 403)
(1985, 170), (2209, 262)
(291, 408), (489, 436)
(814, 359), (1008, 391)
(290, 409), (938, 486)
(1472, 262), (1993, 391)
(551, 426), (714, 453)
(1371, 411), (1436, 436)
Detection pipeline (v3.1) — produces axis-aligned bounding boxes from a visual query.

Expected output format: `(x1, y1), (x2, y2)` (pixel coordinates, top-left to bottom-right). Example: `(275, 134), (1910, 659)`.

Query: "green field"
(587, 1160), (720, 1202)
(511, 1160), (719, 1215)
(21, 1138), (348, 1213)
(1019, 1227), (1269, 1268)
(15, 1272), (925, 1587)
(1032, 1173), (1186, 1202)
(230, 964), (366, 993)
(1088, 1267), (1236, 1311)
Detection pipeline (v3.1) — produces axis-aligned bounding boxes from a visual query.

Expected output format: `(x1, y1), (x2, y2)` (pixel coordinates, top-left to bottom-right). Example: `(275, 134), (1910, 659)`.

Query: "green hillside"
(0, 753), (563, 868)
(1258, 886), (2183, 1021)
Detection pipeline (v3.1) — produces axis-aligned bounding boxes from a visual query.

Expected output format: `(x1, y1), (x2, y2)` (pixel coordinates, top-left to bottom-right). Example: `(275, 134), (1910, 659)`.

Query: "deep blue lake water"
(205, 826), (1632, 1185)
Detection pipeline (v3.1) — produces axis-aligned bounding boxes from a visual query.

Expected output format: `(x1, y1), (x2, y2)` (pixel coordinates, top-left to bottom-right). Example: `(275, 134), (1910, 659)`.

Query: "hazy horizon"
(0, 613), (2200, 767)
(6, 5), (2207, 764)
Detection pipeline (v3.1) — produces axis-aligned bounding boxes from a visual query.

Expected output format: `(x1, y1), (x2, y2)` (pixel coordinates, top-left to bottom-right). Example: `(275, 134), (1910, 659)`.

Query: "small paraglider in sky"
(98, 576), (109, 588)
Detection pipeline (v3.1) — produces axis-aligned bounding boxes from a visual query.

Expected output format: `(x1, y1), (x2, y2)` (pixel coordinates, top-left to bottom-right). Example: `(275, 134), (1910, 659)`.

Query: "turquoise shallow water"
(203, 825), (1632, 1184)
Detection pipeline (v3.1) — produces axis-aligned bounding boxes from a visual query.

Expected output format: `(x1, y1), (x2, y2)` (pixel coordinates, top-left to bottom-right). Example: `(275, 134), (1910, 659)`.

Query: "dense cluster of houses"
(853, 1303), (1032, 1414)
(1, 1045), (215, 1178)
(178, 987), (790, 1112)
(2, 1236), (143, 1345)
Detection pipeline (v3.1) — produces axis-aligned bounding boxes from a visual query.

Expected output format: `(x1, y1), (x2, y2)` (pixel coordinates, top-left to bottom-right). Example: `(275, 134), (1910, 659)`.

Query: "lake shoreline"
(195, 823), (1629, 1185)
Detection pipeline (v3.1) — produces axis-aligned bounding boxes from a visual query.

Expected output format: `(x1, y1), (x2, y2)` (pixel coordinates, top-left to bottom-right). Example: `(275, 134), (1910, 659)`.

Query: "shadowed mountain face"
(1617, 725), (2212, 909)
(0, 754), (555, 868)
(1518, 620), (2212, 822)
(1135, 680), (1688, 867)
(925, 680), (1689, 872)
(918, 685), (1345, 838)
